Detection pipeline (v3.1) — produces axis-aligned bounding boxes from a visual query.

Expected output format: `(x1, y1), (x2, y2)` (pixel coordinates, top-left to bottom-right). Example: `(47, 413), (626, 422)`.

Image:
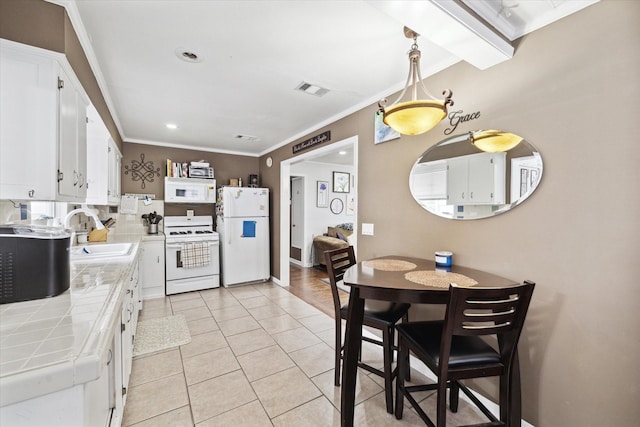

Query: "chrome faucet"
(64, 208), (105, 230)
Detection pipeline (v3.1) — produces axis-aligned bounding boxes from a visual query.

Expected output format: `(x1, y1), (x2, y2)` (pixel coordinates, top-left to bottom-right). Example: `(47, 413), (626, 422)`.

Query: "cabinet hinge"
(122, 387), (127, 396)
(490, 159), (494, 164)
(121, 323), (125, 332)
(58, 77), (64, 90)
(57, 170), (63, 182)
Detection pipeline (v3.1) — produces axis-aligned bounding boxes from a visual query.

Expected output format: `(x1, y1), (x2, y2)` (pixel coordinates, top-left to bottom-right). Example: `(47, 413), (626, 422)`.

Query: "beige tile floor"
(123, 282), (488, 426)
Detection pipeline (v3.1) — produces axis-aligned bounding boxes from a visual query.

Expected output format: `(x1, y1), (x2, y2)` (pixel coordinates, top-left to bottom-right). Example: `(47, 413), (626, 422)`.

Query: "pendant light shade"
(378, 28), (453, 136)
(470, 130), (523, 152)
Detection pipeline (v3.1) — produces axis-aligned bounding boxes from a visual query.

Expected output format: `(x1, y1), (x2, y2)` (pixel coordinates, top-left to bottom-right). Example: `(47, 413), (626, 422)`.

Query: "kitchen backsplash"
(0, 199), (165, 234)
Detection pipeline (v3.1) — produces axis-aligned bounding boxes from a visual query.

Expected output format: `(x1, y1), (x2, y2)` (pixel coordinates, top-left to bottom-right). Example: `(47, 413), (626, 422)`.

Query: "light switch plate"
(186, 210), (194, 218)
(362, 223), (374, 236)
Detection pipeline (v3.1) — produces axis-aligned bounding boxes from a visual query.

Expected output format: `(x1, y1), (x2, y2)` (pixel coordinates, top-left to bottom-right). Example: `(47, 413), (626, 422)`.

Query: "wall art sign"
(292, 130), (331, 154)
(444, 110), (481, 135)
(374, 111), (400, 144)
(317, 181), (329, 207)
(333, 171), (350, 193)
(124, 153), (161, 189)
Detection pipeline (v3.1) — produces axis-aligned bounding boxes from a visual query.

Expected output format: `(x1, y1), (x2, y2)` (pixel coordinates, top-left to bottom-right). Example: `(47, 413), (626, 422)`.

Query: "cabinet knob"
(28, 190), (35, 198)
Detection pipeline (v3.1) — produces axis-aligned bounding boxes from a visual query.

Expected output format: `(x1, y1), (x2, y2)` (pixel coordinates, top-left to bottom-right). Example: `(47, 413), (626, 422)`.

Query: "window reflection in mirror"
(409, 132), (543, 220)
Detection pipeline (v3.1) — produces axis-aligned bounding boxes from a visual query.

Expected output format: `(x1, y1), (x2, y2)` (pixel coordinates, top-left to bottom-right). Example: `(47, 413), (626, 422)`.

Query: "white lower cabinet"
(0, 255), (141, 427)
(121, 259), (140, 405)
(141, 240), (166, 299)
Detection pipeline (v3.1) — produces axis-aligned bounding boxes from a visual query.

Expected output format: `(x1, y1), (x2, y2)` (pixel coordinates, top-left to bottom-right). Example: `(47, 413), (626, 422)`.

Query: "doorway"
(279, 135), (358, 287)
(290, 176), (304, 264)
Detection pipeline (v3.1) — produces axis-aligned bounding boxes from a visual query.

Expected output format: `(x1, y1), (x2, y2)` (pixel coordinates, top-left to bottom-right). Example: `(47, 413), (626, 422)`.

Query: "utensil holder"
(148, 224), (158, 234)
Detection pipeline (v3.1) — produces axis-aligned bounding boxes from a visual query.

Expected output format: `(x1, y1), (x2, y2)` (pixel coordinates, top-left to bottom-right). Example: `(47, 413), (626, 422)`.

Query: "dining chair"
(394, 280), (535, 427)
(324, 246), (410, 414)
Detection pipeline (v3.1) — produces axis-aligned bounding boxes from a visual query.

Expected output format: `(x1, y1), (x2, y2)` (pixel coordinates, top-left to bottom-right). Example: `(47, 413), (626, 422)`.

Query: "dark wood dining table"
(340, 255), (522, 427)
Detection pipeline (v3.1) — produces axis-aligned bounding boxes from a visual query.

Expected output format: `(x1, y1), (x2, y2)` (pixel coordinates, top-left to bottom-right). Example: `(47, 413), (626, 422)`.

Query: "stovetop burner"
(164, 215), (218, 242)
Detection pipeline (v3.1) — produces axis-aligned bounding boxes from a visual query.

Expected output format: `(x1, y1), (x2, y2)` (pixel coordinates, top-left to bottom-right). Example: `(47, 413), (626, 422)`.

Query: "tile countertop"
(0, 232), (154, 407)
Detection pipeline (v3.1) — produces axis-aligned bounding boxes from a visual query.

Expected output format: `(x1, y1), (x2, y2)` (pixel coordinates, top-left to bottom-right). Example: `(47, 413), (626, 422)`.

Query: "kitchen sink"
(70, 242), (134, 260)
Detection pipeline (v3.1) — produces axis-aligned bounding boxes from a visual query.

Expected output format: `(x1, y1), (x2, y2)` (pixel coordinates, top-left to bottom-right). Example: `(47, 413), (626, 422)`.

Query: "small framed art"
(317, 181), (329, 207)
(333, 172), (350, 193)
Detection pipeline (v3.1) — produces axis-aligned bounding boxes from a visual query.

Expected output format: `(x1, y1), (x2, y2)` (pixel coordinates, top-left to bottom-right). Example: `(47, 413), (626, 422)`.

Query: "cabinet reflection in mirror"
(409, 131), (543, 220)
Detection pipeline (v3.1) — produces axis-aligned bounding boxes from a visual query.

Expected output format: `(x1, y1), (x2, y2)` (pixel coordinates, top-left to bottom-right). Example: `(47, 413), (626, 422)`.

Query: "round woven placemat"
(404, 270), (478, 288)
(362, 259), (417, 271)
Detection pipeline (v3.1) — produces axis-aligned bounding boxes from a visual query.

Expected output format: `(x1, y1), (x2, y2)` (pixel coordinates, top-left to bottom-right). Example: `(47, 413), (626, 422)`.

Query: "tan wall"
(0, 0), (123, 150)
(122, 142), (259, 219)
(262, 1), (640, 425)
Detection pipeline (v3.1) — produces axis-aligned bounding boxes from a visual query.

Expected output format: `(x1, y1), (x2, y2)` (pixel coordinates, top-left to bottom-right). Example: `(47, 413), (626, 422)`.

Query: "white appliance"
(216, 187), (270, 287)
(164, 177), (216, 203)
(164, 215), (220, 295)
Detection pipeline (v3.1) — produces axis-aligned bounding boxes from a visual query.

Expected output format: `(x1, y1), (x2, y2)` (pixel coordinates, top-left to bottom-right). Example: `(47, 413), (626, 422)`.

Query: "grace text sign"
(445, 110), (481, 135)
(293, 131), (331, 154)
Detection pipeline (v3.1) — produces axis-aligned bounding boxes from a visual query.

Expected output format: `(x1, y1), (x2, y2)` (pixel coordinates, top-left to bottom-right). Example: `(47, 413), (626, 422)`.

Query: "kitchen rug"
(133, 314), (191, 357)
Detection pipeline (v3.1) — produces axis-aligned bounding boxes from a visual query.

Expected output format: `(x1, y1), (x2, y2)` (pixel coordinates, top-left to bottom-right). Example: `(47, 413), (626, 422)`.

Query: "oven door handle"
(166, 242), (218, 249)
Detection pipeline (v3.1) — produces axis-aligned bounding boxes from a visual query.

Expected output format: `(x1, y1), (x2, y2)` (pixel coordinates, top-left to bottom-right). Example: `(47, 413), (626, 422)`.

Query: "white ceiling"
(53, 0), (598, 157)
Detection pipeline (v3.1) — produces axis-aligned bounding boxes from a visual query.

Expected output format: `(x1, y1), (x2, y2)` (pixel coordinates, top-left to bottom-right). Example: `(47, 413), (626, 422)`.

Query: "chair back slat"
(324, 246), (356, 316)
(447, 283), (533, 338)
(438, 280), (535, 379)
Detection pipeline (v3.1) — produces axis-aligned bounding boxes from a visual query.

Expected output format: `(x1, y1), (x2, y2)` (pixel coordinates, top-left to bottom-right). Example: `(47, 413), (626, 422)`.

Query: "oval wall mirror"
(409, 131), (543, 220)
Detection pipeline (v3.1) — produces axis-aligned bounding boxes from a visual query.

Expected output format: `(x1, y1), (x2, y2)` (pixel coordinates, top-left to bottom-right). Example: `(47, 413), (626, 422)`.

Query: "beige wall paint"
(262, 1), (640, 425)
(122, 142), (259, 219)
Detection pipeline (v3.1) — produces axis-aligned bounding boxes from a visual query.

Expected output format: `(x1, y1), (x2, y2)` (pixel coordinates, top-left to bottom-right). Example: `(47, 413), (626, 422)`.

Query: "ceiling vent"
(235, 134), (260, 142)
(174, 48), (202, 63)
(295, 81), (329, 97)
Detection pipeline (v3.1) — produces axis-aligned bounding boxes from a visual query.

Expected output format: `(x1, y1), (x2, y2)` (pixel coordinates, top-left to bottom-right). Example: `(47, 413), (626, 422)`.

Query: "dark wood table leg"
(340, 287), (365, 427)
(509, 351), (522, 427)
(499, 337), (522, 427)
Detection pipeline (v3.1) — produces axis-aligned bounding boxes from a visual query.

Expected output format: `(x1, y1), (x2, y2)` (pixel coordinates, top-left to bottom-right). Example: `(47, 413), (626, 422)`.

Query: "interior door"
(290, 177), (304, 261)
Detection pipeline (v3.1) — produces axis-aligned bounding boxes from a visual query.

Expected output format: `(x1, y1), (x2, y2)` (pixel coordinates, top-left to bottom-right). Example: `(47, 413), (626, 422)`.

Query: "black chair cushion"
(340, 302), (410, 326)
(397, 321), (501, 368)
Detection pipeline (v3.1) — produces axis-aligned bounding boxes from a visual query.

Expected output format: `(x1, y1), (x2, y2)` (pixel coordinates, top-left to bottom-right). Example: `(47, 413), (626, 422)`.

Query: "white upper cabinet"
(108, 139), (122, 204)
(57, 66), (88, 200)
(86, 104), (121, 205)
(446, 152), (506, 205)
(0, 39), (89, 202)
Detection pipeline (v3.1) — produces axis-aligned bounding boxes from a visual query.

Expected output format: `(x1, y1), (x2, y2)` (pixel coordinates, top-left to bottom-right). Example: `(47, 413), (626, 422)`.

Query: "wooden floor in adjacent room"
(287, 263), (348, 318)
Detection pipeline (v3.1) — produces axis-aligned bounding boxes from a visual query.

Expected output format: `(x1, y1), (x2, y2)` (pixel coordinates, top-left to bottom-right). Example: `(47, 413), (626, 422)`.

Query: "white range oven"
(164, 216), (220, 295)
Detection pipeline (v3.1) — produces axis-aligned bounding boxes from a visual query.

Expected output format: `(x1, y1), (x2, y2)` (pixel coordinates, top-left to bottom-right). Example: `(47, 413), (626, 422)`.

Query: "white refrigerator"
(216, 187), (270, 287)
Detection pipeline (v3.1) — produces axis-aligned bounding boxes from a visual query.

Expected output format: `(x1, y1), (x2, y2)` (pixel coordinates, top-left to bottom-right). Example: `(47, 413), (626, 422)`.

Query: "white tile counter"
(0, 234), (142, 407)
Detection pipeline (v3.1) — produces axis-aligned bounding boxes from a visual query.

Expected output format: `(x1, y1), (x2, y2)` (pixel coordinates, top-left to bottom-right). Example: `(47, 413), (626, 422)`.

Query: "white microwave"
(165, 177), (216, 203)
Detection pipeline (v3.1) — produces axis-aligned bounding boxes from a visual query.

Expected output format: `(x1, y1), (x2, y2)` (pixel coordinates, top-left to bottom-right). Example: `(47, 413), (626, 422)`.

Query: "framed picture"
(346, 196), (355, 216)
(374, 110), (400, 144)
(330, 197), (344, 215)
(333, 171), (350, 193)
(316, 181), (329, 207)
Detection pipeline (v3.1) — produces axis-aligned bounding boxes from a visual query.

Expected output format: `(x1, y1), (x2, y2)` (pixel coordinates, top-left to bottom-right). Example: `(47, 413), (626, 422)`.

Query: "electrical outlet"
(362, 223), (374, 236)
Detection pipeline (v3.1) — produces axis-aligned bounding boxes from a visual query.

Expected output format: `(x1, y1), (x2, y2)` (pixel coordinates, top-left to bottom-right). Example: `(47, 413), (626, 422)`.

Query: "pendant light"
(378, 27), (453, 136)
(470, 130), (523, 152)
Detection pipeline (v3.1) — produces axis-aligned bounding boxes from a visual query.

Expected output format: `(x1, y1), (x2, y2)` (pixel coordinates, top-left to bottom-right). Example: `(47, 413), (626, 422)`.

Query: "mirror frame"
(409, 131), (543, 220)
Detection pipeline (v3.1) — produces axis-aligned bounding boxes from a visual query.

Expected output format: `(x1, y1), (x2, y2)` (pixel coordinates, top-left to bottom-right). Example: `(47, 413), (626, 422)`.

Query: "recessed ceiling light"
(174, 48), (202, 63)
(166, 123), (178, 130)
(339, 151), (347, 155)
